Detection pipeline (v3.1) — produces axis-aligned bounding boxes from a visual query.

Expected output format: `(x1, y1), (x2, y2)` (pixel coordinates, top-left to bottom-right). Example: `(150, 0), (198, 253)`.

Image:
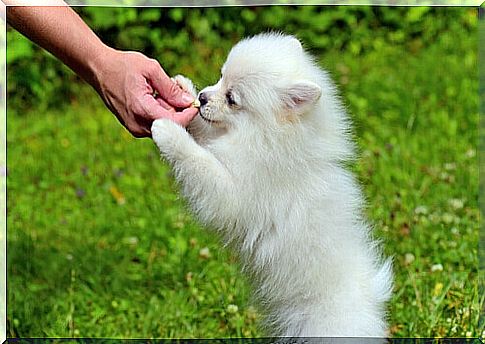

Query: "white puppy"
(152, 33), (392, 337)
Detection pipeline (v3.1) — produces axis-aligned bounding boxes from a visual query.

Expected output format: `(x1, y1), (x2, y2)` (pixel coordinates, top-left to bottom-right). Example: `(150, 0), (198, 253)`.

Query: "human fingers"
(139, 94), (198, 128)
(144, 59), (194, 108)
(140, 94), (177, 120)
(167, 107), (199, 128)
(156, 97), (177, 113)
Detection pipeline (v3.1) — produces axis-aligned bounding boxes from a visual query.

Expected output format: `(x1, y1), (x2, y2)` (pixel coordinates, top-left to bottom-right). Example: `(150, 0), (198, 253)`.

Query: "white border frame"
(1, 2), (482, 343)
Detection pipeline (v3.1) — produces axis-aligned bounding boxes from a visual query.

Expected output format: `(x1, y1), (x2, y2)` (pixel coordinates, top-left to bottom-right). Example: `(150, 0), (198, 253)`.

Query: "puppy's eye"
(226, 91), (237, 106)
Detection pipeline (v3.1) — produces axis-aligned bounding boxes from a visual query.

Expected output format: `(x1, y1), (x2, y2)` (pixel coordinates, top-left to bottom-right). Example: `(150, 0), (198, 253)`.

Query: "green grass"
(7, 17), (481, 338)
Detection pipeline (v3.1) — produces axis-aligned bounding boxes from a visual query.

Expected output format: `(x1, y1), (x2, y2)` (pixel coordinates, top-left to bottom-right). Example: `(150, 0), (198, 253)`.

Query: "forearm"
(5, 1), (112, 89)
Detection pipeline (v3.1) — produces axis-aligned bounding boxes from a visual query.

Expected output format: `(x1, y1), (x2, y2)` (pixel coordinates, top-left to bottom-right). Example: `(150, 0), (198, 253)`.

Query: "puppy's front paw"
(172, 75), (198, 99)
(152, 119), (189, 158)
(152, 119), (177, 146)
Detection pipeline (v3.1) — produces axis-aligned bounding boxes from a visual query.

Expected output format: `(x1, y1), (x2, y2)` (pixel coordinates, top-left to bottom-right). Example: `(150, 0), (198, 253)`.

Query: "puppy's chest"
(215, 152), (290, 189)
(207, 137), (309, 193)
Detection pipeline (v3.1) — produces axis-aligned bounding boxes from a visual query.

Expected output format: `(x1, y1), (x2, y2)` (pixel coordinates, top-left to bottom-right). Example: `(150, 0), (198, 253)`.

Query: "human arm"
(5, 1), (198, 137)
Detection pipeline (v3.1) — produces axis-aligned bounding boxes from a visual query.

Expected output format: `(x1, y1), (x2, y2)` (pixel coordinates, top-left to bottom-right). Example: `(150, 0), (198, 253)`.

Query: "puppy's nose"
(198, 92), (208, 107)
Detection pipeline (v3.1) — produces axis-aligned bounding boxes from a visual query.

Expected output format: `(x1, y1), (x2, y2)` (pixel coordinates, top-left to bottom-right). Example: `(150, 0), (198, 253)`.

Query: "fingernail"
(182, 93), (194, 104)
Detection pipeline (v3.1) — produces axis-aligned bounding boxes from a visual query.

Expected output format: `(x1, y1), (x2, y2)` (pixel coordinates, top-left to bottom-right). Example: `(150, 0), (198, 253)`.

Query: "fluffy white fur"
(152, 33), (392, 337)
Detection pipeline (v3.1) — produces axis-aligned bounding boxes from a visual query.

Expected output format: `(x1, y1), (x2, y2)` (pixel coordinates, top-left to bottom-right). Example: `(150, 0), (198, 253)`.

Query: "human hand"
(92, 48), (199, 137)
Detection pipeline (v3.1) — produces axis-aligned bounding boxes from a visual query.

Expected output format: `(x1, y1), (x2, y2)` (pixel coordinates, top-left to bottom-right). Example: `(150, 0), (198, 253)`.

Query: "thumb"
(146, 61), (194, 108)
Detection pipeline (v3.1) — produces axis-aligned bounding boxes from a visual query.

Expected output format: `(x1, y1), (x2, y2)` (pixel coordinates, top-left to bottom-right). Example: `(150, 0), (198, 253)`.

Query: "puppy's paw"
(152, 118), (187, 152)
(172, 75), (198, 99)
(152, 118), (176, 144)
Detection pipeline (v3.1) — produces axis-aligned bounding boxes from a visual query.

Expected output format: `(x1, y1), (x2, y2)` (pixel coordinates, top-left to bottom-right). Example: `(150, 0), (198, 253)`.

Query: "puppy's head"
(197, 33), (322, 130)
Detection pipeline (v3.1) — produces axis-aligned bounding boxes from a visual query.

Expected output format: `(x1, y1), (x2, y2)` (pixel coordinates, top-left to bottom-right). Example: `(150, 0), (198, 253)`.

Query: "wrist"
(84, 43), (119, 92)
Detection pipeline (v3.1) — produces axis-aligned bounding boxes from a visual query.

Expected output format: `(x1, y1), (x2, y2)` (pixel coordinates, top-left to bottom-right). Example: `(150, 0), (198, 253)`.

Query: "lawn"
(6, 7), (481, 339)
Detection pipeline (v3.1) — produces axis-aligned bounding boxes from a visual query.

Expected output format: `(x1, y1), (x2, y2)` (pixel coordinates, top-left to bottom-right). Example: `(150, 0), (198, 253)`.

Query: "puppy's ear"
(280, 81), (322, 114)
